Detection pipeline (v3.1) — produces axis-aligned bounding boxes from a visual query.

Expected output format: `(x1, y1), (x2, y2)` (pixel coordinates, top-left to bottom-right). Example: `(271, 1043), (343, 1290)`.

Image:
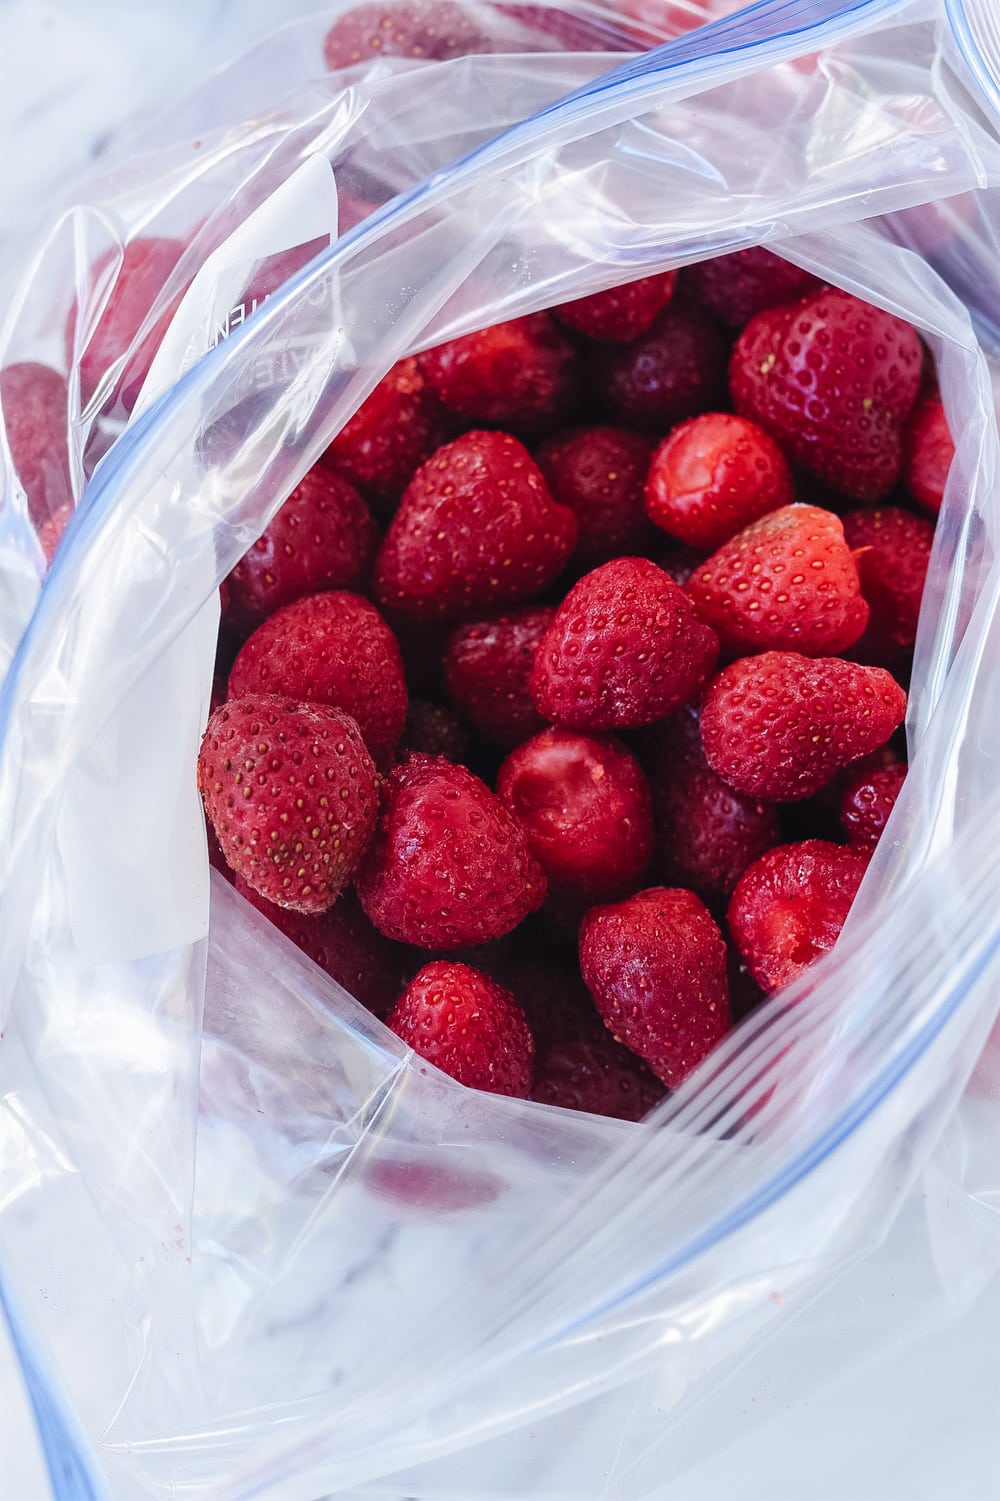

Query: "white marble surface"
(2, 5), (1000, 1500)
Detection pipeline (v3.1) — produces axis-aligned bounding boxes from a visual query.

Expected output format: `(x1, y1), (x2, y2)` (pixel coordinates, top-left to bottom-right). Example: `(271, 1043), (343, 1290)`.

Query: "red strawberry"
(323, 1), (490, 69)
(839, 761), (906, 850)
(400, 698), (471, 762)
(495, 3), (639, 50)
(640, 709), (779, 897)
(728, 839), (869, 993)
(531, 1030), (666, 1119)
(222, 467), (377, 635)
(227, 592), (407, 764)
(842, 506), (934, 660)
(730, 288), (924, 501)
(684, 247), (822, 328)
(593, 300), (730, 433)
(553, 272), (678, 344)
(323, 357), (447, 516)
(417, 314), (577, 438)
(700, 652), (907, 801)
(1, 363), (72, 526)
(579, 887), (730, 1088)
(235, 878), (406, 1017)
(443, 607), (554, 749)
(68, 236), (188, 412)
(386, 960), (534, 1096)
(497, 728), (653, 902)
(531, 557), (719, 730)
(356, 753), (547, 946)
(198, 696), (378, 913)
(374, 430), (577, 625)
(644, 412), (793, 551)
(534, 426), (657, 568)
(687, 504), (869, 656)
(902, 396), (954, 515)
(37, 501), (74, 565)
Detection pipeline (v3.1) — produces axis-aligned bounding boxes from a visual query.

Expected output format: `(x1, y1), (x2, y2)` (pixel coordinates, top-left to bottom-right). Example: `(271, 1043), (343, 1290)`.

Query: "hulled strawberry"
(223, 467), (377, 635)
(842, 505), (934, 660)
(399, 698), (471, 762)
(839, 760), (907, 849)
(902, 395), (954, 515)
(579, 887), (730, 1087)
(497, 728), (653, 903)
(227, 591), (407, 763)
(198, 696), (379, 913)
(687, 504), (869, 657)
(531, 557), (718, 730)
(730, 287), (924, 501)
(531, 1029), (666, 1119)
(323, 356), (447, 516)
(417, 314), (577, 437)
(356, 753), (547, 946)
(728, 839), (869, 993)
(535, 426), (657, 568)
(683, 247), (822, 328)
(235, 878), (406, 1017)
(386, 960), (535, 1096)
(640, 708), (779, 898)
(323, 1), (490, 69)
(700, 652), (907, 800)
(374, 430), (577, 624)
(443, 607), (554, 748)
(644, 411), (793, 551)
(553, 272), (677, 344)
(594, 300), (730, 432)
(1, 362), (72, 526)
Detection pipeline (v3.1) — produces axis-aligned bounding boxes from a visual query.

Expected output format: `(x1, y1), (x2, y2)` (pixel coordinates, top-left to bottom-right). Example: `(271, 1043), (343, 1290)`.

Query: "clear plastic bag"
(3, 1), (1000, 1497)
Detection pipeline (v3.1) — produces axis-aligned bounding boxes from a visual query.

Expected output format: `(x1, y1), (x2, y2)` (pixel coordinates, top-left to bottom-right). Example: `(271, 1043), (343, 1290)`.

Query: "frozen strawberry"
(553, 272), (678, 344)
(534, 426), (657, 568)
(842, 506), (934, 659)
(323, 1), (490, 69)
(356, 753), (546, 946)
(400, 698), (471, 762)
(386, 960), (534, 1096)
(198, 696), (378, 913)
(443, 607), (553, 748)
(417, 314), (577, 437)
(593, 300), (730, 433)
(496, 2), (639, 50)
(1, 363), (72, 526)
(68, 235), (188, 412)
(700, 652), (907, 801)
(227, 592), (407, 764)
(374, 431), (577, 624)
(235, 878), (406, 1017)
(323, 357), (447, 516)
(531, 557), (718, 730)
(684, 247), (822, 328)
(531, 1030), (666, 1119)
(497, 728), (653, 902)
(579, 887), (730, 1087)
(730, 287), (924, 501)
(223, 467), (377, 635)
(839, 760), (906, 850)
(728, 839), (869, 993)
(902, 395), (954, 515)
(640, 709), (779, 897)
(645, 412), (793, 550)
(687, 504), (869, 657)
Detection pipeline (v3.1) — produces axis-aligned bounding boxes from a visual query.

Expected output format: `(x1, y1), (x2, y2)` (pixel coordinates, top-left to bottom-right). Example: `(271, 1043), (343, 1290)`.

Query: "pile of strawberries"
(195, 252), (953, 1118)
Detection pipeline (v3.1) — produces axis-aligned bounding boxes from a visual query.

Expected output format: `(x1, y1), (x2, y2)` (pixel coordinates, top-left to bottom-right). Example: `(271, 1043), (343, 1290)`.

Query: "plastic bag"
(3, 1), (1000, 1496)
